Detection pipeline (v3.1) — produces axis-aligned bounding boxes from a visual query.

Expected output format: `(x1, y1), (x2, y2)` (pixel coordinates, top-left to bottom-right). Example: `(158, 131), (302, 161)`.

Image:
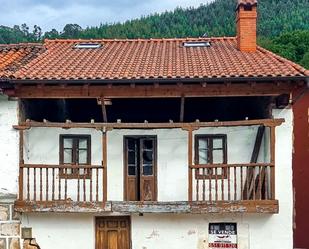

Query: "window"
(59, 135), (91, 178)
(195, 134), (227, 179)
(183, 41), (211, 47)
(74, 43), (102, 49)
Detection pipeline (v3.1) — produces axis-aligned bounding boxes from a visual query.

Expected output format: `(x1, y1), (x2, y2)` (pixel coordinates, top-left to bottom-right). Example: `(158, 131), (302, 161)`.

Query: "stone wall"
(0, 194), (20, 249)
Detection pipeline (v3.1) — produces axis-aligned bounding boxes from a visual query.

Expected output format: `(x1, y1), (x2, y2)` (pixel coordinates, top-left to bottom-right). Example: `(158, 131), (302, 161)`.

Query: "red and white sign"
(209, 223), (237, 249)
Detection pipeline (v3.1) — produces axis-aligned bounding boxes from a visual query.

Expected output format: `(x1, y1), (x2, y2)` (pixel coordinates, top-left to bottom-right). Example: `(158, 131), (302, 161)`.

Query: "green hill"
(0, 0), (308, 68)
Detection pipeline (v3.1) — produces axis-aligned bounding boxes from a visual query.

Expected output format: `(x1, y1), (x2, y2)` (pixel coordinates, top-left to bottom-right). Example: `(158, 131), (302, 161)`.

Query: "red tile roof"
(0, 44), (44, 79)
(5, 38), (309, 81)
(237, 0), (258, 6)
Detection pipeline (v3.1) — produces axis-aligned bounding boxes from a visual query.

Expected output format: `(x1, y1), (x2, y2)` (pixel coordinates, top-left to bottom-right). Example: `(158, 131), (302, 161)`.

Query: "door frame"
(95, 216), (131, 249)
(123, 135), (157, 201)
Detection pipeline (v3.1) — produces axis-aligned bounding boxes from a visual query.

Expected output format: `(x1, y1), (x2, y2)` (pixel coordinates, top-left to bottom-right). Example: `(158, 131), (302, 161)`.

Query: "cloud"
(0, 0), (213, 31)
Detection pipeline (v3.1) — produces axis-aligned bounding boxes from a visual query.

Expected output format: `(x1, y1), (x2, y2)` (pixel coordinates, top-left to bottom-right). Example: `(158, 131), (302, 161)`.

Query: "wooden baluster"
(227, 167), (230, 201)
(209, 168), (212, 201)
(46, 168), (48, 201)
(40, 168), (43, 201)
(90, 168), (93, 202)
(246, 166), (249, 200)
(258, 166), (262, 200)
(52, 168), (55, 201)
(27, 168), (30, 200)
(96, 168), (99, 202)
(83, 169), (86, 202)
(240, 166), (243, 201)
(77, 168), (80, 202)
(202, 168), (205, 201)
(196, 169), (199, 201)
(215, 167), (218, 201)
(65, 167), (68, 200)
(252, 167), (256, 200)
(234, 166), (237, 200)
(221, 166), (224, 201)
(264, 166), (269, 200)
(58, 167), (61, 200)
(33, 168), (36, 201)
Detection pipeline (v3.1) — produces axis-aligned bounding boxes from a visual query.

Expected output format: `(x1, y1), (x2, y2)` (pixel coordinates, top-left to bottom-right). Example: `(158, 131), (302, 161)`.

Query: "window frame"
(194, 134), (227, 179)
(59, 134), (91, 179)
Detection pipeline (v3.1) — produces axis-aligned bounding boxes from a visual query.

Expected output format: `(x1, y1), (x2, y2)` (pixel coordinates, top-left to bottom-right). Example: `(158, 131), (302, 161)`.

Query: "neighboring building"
(0, 1), (308, 249)
(293, 88), (309, 249)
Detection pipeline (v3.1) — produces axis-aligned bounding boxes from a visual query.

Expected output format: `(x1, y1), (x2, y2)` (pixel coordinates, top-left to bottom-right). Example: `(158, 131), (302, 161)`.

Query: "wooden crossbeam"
(6, 82), (297, 98)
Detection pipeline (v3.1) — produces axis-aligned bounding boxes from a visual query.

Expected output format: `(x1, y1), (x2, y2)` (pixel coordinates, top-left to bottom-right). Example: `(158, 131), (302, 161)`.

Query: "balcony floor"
(15, 200), (278, 214)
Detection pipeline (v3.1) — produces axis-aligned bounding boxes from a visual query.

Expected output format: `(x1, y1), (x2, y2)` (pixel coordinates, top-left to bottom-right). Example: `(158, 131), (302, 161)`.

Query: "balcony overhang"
(15, 200), (278, 214)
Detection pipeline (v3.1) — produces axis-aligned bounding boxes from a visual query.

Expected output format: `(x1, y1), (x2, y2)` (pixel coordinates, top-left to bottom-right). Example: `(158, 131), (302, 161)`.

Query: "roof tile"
(2, 38), (308, 81)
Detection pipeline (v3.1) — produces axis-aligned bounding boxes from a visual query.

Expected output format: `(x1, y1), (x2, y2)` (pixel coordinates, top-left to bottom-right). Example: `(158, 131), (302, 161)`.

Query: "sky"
(0, 0), (214, 32)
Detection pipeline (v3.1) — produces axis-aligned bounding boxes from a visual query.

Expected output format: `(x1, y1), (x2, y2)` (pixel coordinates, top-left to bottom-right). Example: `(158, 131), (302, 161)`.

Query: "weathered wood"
(188, 129), (193, 201)
(8, 82), (296, 98)
(14, 200), (279, 214)
(102, 131), (107, 203)
(180, 95), (185, 122)
(270, 126), (276, 199)
(100, 98), (108, 123)
(14, 118), (285, 130)
(18, 130), (24, 201)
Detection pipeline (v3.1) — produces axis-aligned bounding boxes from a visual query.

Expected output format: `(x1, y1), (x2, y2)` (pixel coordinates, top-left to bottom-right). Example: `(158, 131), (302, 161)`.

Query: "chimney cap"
(236, 0), (257, 10)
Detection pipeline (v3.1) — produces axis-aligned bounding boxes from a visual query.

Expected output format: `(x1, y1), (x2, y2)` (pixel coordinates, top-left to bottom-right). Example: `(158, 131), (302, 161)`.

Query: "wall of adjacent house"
(20, 108), (294, 249)
(23, 125), (269, 202)
(0, 96), (21, 249)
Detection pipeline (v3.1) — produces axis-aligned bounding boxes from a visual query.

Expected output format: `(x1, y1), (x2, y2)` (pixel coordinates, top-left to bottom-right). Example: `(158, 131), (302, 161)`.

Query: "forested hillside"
(0, 0), (308, 67)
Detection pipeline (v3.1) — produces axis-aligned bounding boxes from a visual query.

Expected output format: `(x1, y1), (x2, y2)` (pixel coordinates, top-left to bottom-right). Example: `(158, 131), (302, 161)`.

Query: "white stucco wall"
(0, 95), (19, 195)
(23, 125), (270, 202)
(0, 95), (293, 249)
(20, 108), (293, 249)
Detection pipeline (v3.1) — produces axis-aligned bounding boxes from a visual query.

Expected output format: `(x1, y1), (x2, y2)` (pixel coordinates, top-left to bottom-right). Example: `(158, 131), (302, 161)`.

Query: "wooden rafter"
(180, 95), (185, 122)
(6, 82), (298, 98)
(13, 118), (285, 130)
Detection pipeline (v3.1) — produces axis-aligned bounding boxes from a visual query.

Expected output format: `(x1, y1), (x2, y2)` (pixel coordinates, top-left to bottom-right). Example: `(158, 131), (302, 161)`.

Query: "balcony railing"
(189, 163), (275, 202)
(18, 164), (107, 204)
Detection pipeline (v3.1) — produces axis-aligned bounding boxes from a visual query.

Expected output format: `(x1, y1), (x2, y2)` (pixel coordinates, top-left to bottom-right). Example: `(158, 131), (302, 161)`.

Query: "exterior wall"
(293, 91), (309, 249)
(19, 108), (294, 249)
(23, 126), (269, 202)
(0, 96), (20, 249)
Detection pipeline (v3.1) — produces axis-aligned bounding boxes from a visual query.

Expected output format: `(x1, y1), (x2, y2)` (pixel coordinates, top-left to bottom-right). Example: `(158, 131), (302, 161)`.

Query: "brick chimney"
(236, 0), (258, 52)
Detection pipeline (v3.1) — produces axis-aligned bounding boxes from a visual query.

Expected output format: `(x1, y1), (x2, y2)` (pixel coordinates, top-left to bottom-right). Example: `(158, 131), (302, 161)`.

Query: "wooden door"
(96, 217), (130, 249)
(140, 138), (156, 201)
(124, 136), (157, 201)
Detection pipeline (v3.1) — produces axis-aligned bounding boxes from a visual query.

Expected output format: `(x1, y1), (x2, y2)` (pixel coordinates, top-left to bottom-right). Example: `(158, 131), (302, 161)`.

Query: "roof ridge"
(44, 37), (236, 43)
(257, 45), (308, 76)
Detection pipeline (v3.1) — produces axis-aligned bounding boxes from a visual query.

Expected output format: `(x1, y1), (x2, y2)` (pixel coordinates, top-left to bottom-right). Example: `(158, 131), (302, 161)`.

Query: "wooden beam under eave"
(8, 82), (298, 99)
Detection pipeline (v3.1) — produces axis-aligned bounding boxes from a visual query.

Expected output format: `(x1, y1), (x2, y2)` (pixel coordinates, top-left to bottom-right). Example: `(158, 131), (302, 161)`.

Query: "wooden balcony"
(15, 163), (278, 214)
(14, 118), (281, 214)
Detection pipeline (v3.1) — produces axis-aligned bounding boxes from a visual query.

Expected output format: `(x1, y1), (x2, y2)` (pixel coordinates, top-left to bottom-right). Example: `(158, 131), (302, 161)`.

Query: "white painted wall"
(0, 95), (19, 196)
(23, 126), (269, 202)
(20, 108), (294, 249)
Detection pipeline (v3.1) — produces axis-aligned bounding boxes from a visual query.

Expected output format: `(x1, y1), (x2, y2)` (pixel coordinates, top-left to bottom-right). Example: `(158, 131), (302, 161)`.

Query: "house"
(0, 0), (308, 249)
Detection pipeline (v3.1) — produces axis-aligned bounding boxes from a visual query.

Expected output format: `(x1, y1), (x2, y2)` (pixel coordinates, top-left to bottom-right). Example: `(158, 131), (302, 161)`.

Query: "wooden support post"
(270, 126), (276, 199)
(188, 129), (193, 202)
(102, 129), (108, 203)
(180, 95), (185, 122)
(101, 98), (108, 123)
(18, 130), (24, 201)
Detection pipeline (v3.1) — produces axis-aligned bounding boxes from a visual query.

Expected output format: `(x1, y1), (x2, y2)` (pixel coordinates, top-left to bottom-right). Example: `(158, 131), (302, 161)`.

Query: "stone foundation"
(0, 194), (20, 249)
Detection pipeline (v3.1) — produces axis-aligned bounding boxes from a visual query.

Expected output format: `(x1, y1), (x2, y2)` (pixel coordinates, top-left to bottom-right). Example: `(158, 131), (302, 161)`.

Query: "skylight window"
(183, 41), (211, 47)
(74, 43), (102, 49)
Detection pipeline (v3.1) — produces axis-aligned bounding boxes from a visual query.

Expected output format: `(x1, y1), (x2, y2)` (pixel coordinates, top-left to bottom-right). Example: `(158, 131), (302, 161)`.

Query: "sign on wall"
(209, 223), (237, 249)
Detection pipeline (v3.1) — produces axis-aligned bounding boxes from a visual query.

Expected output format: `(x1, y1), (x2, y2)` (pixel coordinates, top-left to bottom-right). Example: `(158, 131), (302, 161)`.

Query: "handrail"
(20, 164), (104, 169)
(190, 163), (274, 169)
